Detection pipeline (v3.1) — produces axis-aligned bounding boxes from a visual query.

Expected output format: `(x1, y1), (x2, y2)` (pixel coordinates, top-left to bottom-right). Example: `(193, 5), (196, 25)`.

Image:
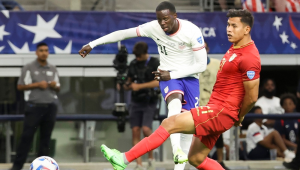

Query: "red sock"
(196, 157), (224, 170)
(125, 126), (170, 162)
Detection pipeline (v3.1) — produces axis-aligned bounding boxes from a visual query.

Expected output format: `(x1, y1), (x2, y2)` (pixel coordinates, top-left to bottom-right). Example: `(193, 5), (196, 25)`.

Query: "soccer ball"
(30, 156), (59, 170)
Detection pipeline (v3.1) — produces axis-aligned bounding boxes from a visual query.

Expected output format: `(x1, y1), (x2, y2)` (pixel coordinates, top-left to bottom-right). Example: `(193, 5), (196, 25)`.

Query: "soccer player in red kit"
(101, 9), (261, 170)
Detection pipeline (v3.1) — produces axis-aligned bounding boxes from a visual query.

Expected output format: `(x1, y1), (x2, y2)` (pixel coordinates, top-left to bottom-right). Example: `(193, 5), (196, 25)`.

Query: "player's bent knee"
(188, 154), (206, 167)
(160, 117), (176, 133)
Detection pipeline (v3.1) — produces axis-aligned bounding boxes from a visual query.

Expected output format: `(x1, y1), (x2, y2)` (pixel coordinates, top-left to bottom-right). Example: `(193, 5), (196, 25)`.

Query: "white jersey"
(136, 18), (205, 78)
(246, 122), (269, 153)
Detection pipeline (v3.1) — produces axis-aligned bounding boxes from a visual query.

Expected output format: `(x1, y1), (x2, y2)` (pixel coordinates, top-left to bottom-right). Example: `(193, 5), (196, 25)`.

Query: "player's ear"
(244, 25), (251, 35)
(173, 12), (177, 19)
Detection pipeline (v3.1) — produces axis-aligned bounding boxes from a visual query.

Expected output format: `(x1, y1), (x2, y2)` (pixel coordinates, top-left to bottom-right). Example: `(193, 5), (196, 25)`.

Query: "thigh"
(129, 103), (143, 128)
(142, 103), (157, 129)
(24, 104), (43, 129)
(191, 104), (235, 137)
(162, 110), (195, 134)
(159, 79), (184, 103)
(182, 77), (200, 111)
(41, 104), (57, 132)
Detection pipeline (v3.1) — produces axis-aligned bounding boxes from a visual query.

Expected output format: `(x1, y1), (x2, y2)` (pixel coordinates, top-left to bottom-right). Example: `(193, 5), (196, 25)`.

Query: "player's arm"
(169, 48), (207, 79)
(132, 80), (159, 91)
(169, 26), (207, 79)
(79, 27), (138, 57)
(236, 79), (259, 125)
(17, 66), (48, 91)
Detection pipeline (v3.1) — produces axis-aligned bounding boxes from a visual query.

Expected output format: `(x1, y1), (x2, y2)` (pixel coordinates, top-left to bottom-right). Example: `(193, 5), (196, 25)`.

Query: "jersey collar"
(233, 40), (254, 49)
(166, 19), (182, 37)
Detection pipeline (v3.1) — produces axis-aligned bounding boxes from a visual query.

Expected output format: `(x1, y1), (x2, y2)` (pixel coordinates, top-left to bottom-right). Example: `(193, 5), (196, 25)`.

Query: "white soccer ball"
(30, 156), (59, 170)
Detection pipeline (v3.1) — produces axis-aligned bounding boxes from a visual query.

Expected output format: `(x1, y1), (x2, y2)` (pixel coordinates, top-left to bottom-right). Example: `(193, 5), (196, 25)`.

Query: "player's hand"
(131, 83), (141, 91)
(234, 116), (244, 127)
(49, 81), (57, 89)
(152, 69), (171, 81)
(78, 44), (92, 58)
(38, 81), (48, 89)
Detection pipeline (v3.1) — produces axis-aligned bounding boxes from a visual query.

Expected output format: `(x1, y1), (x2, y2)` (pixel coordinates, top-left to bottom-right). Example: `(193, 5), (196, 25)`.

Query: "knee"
(132, 127), (141, 137)
(188, 154), (206, 167)
(161, 117), (176, 133)
(142, 126), (151, 133)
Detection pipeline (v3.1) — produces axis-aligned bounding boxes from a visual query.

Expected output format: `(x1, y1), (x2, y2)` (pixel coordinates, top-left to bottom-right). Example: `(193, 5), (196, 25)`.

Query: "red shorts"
(190, 104), (238, 149)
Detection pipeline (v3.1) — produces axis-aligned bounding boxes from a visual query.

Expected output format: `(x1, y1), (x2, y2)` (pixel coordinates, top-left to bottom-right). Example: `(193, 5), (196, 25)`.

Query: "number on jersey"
(158, 44), (168, 55)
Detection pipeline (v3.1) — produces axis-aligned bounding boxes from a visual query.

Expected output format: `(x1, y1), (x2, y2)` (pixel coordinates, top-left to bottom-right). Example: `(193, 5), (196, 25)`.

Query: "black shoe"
(283, 161), (300, 170)
(219, 161), (230, 170)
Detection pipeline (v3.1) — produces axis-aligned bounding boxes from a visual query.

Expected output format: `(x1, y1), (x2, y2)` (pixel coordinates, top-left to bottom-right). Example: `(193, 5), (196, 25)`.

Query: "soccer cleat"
(101, 144), (127, 170)
(173, 148), (188, 164)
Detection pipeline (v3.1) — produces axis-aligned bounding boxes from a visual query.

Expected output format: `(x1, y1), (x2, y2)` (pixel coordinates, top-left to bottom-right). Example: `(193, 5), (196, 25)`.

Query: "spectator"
(122, 42), (160, 170)
(0, 0), (24, 10)
(274, 93), (298, 151)
(255, 78), (284, 127)
(199, 41), (230, 170)
(11, 42), (60, 170)
(241, 0), (266, 12)
(241, 106), (262, 131)
(246, 108), (295, 161)
(283, 125), (300, 169)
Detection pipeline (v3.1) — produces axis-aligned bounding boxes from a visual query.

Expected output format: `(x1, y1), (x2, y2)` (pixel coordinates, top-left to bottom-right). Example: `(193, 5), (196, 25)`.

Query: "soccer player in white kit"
(79, 2), (207, 170)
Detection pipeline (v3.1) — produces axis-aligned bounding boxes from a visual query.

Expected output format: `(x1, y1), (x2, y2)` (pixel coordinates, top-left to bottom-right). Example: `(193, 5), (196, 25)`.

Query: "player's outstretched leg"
(101, 111), (196, 170)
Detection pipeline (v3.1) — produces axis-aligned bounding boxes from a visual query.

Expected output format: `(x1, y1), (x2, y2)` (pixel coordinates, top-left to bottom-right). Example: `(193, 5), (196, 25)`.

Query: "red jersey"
(208, 41), (261, 112)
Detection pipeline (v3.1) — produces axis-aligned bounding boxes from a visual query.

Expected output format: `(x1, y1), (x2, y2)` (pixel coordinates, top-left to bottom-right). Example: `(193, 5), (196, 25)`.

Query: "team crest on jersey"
(229, 53), (237, 62)
(247, 71), (255, 79)
(164, 86), (169, 93)
(178, 42), (186, 49)
(197, 36), (203, 44)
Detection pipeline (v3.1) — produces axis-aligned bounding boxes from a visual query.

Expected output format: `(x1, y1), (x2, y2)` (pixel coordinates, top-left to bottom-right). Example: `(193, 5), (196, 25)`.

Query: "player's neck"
(233, 36), (252, 47)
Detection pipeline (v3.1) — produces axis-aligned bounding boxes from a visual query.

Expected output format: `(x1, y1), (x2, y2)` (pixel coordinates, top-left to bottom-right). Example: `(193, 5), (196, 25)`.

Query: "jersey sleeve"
(18, 65), (31, 85)
(189, 25), (205, 51)
(239, 53), (261, 81)
(249, 125), (264, 143)
(136, 21), (154, 38)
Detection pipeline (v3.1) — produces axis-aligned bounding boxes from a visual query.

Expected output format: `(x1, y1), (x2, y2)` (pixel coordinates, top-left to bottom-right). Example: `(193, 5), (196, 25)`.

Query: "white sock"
(174, 162), (186, 170)
(167, 99), (182, 154)
(284, 149), (290, 156)
(180, 133), (193, 155)
(174, 134), (193, 170)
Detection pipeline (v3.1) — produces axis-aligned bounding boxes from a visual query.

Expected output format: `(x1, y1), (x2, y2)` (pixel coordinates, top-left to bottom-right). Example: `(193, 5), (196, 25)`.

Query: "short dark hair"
(262, 78), (275, 87)
(156, 1), (176, 13)
(249, 106), (261, 113)
(36, 42), (48, 49)
(133, 42), (148, 57)
(280, 93), (297, 106)
(227, 9), (254, 29)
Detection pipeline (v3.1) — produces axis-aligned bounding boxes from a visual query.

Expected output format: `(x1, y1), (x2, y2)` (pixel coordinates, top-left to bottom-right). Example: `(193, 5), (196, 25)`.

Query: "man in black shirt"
(123, 42), (159, 170)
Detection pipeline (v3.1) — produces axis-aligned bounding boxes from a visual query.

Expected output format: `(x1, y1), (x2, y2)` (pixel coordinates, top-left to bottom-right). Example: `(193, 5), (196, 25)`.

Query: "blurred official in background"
(12, 42), (60, 170)
(122, 42), (159, 170)
(199, 42), (230, 170)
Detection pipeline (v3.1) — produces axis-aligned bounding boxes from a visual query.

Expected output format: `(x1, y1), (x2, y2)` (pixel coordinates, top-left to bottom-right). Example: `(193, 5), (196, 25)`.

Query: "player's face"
(227, 17), (250, 44)
(156, 9), (177, 33)
(36, 46), (49, 61)
(282, 98), (296, 113)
